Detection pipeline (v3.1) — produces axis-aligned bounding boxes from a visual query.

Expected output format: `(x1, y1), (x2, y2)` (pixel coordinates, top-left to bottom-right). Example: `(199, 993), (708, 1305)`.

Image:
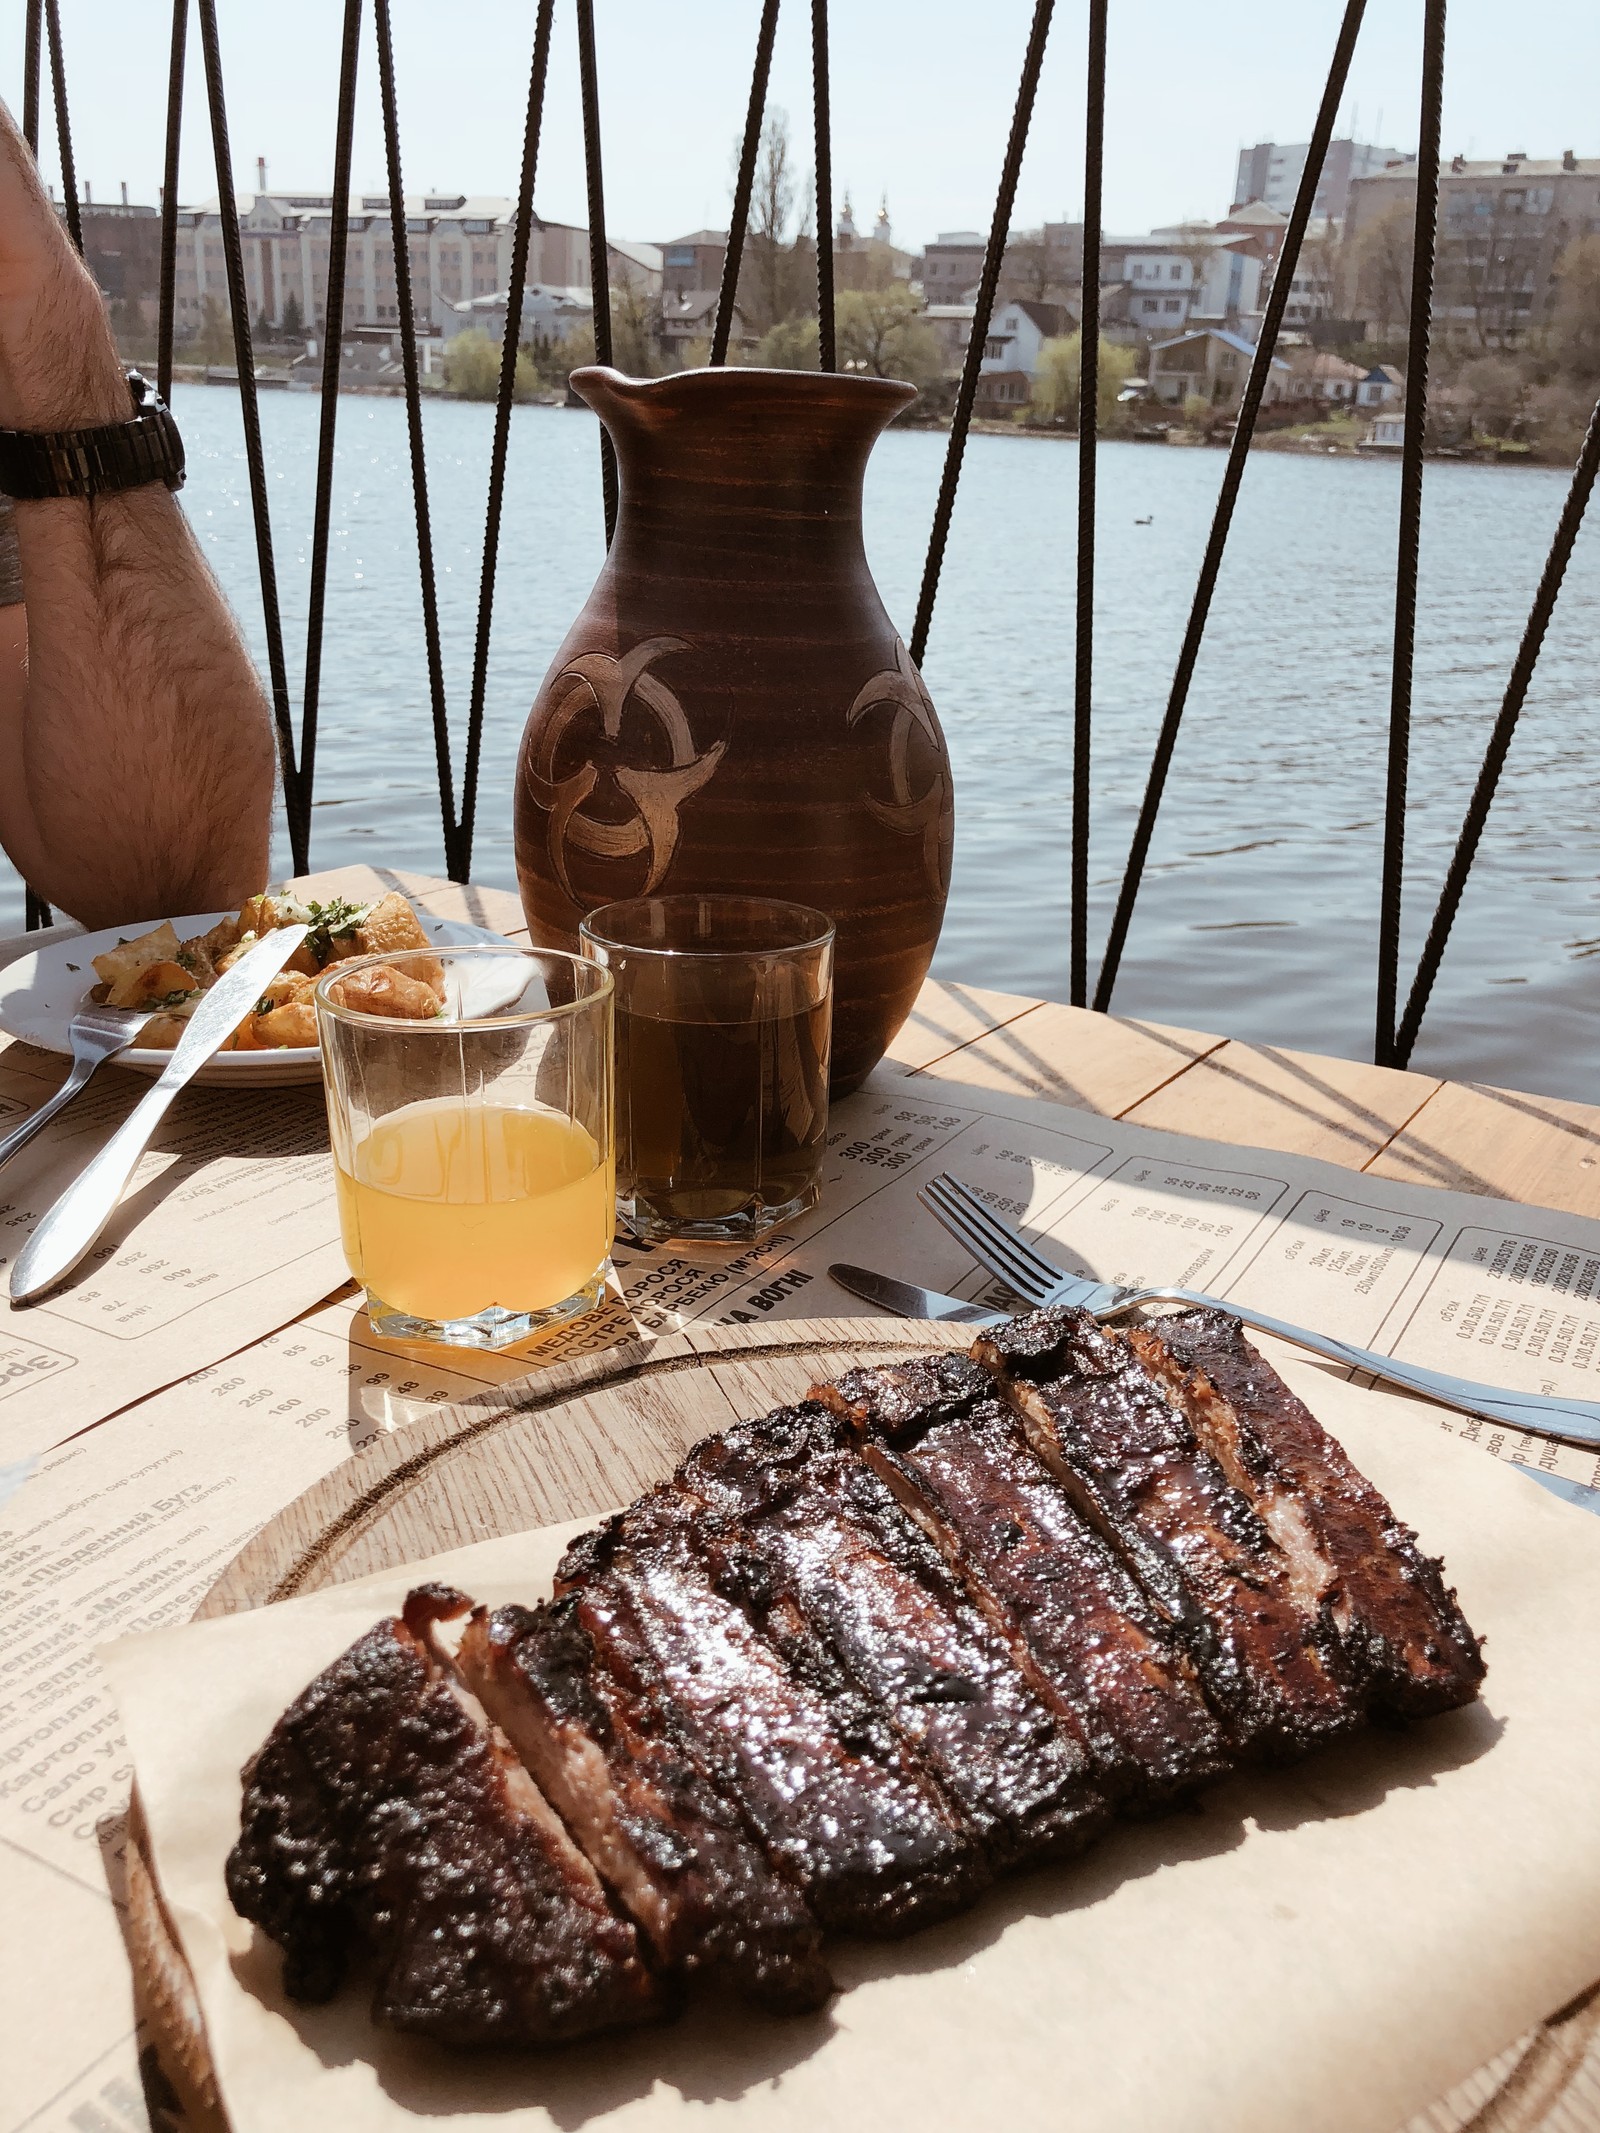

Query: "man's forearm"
(0, 120), (278, 928)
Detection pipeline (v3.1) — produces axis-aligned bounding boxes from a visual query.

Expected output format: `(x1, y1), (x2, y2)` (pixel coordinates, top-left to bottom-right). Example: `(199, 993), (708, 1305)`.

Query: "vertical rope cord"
(157, 0), (187, 405)
(575, 0), (617, 544)
(713, 0), (780, 367)
(20, 1), (48, 928)
(43, 0), (80, 253)
(297, 0), (364, 873)
(196, 0), (301, 860)
(1393, 389), (1600, 1066)
(1376, 0), (1446, 1067)
(22, 0), (41, 150)
(811, 0), (834, 371)
(1091, 0), (1367, 1013)
(1072, 0), (1106, 1008)
(909, 0), (1053, 667)
(374, 0), (460, 876)
(460, 0), (556, 874)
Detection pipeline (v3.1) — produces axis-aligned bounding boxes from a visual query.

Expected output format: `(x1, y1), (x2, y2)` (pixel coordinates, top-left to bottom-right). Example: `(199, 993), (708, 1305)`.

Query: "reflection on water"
(5, 385), (1596, 1099)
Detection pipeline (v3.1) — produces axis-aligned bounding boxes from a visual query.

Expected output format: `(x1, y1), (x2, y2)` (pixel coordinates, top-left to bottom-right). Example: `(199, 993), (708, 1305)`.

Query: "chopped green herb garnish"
(304, 897), (369, 968)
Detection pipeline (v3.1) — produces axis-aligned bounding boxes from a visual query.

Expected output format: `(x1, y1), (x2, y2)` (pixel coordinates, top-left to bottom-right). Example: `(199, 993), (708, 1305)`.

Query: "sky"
(4, 0), (1599, 252)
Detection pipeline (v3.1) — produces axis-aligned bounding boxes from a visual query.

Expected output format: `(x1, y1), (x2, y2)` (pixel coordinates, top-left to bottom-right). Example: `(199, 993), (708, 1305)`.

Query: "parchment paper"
(104, 1353), (1600, 2133)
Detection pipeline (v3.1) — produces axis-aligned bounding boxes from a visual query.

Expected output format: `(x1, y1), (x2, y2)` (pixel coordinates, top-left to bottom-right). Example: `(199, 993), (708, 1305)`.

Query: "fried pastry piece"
(226, 1593), (660, 2047)
(976, 1307), (1360, 1760)
(457, 1598), (832, 2013)
(1125, 1309), (1485, 1717)
(554, 1501), (989, 1937)
(819, 1356), (1230, 1806)
(674, 1402), (1107, 1867)
(323, 961), (444, 1020)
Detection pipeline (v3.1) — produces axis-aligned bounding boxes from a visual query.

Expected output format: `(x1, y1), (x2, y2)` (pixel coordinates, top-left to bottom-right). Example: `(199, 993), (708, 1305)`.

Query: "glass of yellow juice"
(315, 945), (614, 1349)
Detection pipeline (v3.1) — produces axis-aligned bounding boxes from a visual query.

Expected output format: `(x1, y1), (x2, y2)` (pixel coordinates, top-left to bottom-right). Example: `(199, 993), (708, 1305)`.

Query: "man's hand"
(0, 99), (129, 428)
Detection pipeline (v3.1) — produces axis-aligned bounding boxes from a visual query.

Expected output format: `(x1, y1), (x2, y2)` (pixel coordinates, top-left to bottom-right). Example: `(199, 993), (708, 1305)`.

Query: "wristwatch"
(0, 370), (186, 500)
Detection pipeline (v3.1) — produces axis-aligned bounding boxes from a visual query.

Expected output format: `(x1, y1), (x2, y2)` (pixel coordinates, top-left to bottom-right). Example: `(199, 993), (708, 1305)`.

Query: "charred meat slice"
(674, 1403), (1107, 1868)
(456, 1598), (832, 2013)
(225, 1590), (659, 2046)
(1128, 1309), (1485, 1717)
(554, 1502), (989, 1937)
(976, 1308), (1360, 1760)
(820, 1365), (1230, 1805)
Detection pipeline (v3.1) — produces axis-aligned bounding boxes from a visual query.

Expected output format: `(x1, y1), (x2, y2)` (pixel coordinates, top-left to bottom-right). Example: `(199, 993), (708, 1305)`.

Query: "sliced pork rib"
(554, 1499), (989, 1936)
(225, 1591), (659, 2046)
(820, 1360), (1231, 1806)
(455, 1596), (832, 2013)
(1124, 1309), (1484, 1716)
(974, 1307), (1361, 1760)
(673, 1401), (1107, 1868)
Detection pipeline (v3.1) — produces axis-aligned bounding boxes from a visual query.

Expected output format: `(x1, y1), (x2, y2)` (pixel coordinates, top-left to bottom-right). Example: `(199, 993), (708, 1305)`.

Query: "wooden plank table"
(6, 865), (1599, 2133)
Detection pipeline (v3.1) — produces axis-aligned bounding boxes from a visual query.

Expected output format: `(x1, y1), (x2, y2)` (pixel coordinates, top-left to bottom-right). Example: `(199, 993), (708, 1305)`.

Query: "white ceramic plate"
(0, 912), (513, 1088)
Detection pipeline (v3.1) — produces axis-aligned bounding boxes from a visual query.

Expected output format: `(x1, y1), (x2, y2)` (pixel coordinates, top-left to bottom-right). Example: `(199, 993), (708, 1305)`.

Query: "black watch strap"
(0, 371), (186, 500)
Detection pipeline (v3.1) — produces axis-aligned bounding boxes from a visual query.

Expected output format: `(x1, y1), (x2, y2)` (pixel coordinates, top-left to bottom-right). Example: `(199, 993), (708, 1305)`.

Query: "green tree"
(197, 294), (234, 366)
(442, 327), (538, 401)
(1551, 234), (1600, 380)
(835, 283), (940, 393)
(281, 289), (304, 339)
(611, 279), (665, 377)
(754, 316), (820, 368)
(1029, 331), (1137, 426)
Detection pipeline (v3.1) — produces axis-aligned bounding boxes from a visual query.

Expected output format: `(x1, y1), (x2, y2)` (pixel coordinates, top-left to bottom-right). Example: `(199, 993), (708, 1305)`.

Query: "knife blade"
(828, 1262), (1007, 1326)
(10, 924), (311, 1303)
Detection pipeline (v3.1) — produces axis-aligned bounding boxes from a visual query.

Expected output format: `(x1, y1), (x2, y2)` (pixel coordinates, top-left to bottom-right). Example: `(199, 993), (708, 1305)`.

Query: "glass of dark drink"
(579, 894), (834, 1247)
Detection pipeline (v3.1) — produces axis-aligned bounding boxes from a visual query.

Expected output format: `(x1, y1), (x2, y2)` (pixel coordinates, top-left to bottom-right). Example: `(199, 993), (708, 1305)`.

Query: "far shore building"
(975, 297), (1074, 411)
(1280, 344), (1368, 405)
(1343, 149), (1599, 345)
(441, 284), (593, 345)
(1233, 137), (1407, 224)
(659, 229), (728, 298)
(169, 187), (659, 343)
(659, 287), (751, 360)
(925, 301), (977, 376)
(1146, 326), (1289, 412)
(1101, 227), (1266, 342)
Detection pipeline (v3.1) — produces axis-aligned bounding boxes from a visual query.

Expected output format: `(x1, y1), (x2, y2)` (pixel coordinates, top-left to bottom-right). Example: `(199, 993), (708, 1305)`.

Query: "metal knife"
(829, 1262), (1007, 1326)
(10, 925), (311, 1303)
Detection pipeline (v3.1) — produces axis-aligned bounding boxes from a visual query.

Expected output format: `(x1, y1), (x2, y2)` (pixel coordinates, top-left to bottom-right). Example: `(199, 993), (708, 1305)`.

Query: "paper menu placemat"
(0, 1048), (349, 1460)
(103, 1359), (1600, 2133)
(596, 1066), (1600, 1510)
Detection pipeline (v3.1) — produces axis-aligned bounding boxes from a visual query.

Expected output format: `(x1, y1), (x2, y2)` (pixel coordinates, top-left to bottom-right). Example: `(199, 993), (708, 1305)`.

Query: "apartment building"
(1344, 150), (1600, 343)
(170, 190), (660, 337)
(1233, 137), (1407, 223)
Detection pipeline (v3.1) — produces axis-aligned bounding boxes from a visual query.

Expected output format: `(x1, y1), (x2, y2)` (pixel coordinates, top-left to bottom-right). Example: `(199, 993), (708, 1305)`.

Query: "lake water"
(5, 382), (1598, 1100)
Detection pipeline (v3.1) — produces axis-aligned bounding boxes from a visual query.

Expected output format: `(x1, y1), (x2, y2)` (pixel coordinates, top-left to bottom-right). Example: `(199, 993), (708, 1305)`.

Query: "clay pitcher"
(514, 365), (954, 1092)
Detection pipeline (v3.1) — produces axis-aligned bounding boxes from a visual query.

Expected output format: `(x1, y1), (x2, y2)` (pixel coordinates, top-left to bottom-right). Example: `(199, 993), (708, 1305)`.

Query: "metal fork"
(919, 1171), (1600, 1450)
(0, 1004), (152, 1178)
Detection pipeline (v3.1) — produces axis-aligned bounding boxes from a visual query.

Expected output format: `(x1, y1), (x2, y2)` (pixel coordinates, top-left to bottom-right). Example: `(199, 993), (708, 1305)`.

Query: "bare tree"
(737, 109), (815, 335)
(1346, 202), (1414, 334)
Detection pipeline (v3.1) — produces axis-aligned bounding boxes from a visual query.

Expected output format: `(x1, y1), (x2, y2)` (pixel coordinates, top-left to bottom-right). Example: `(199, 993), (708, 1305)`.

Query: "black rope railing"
(1394, 389), (1600, 1067)
(195, 0), (301, 861)
(460, 0), (557, 877)
(21, 0), (40, 152)
(712, 0), (779, 368)
(909, 0), (1054, 668)
(1375, 0), (1446, 1067)
(811, 0), (835, 372)
(42, 0), (79, 253)
(156, 0), (187, 405)
(374, 0), (461, 877)
(1090, 0), (1367, 1012)
(296, 0), (363, 874)
(575, 0), (617, 544)
(1071, 0), (1106, 1009)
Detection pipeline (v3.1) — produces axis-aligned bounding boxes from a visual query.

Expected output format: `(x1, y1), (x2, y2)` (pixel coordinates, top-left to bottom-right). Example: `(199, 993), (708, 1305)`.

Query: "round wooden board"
(124, 1317), (1600, 2133)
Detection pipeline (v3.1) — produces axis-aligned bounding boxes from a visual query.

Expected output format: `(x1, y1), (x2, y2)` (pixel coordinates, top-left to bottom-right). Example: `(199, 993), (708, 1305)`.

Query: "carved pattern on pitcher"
(847, 639), (952, 897)
(525, 636), (725, 905)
